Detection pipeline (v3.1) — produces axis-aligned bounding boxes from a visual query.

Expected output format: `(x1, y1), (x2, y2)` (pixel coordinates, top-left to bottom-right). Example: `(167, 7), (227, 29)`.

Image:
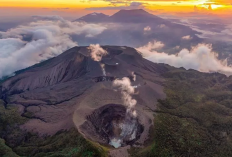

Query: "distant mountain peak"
(76, 12), (109, 22)
(117, 9), (148, 13)
(110, 9), (163, 23)
(76, 9), (165, 23)
(90, 12), (105, 16)
(113, 9), (151, 16)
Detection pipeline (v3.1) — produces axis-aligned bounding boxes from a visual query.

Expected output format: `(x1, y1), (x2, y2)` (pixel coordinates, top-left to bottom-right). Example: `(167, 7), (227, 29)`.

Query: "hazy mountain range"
(74, 9), (201, 51)
(74, 9), (232, 62)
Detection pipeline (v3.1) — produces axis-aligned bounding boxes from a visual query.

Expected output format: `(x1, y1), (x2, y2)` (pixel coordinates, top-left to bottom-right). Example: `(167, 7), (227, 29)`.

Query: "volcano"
(77, 12), (109, 23)
(110, 9), (165, 23)
(1, 46), (232, 157)
(0, 46), (166, 156)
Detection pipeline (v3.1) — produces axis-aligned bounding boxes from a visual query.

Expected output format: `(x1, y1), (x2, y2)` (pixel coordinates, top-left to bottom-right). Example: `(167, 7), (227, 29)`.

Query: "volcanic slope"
(1, 46), (232, 156)
(0, 46), (166, 156)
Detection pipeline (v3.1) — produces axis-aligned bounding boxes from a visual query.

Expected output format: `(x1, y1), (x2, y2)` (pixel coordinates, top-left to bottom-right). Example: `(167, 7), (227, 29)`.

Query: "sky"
(0, 0), (232, 20)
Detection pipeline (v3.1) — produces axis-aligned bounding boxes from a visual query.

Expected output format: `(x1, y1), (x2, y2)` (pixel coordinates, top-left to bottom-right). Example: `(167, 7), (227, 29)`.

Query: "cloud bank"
(0, 16), (106, 78)
(137, 41), (232, 76)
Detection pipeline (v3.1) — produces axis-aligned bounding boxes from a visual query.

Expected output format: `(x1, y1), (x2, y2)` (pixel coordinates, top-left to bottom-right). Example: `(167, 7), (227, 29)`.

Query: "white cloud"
(175, 19), (232, 42)
(137, 41), (232, 76)
(193, 25), (232, 42)
(0, 38), (25, 58)
(174, 45), (180, 49)
(136, 41), (164, 57)
(144, 26), (151, 32)
(182, 35), (192, 40)
(220, 24), (232, 36)
(0, 16), (107, 78)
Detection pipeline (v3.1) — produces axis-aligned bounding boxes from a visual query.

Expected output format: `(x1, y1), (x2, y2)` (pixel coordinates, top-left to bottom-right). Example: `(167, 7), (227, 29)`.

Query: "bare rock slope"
(0, 46), (166, 139)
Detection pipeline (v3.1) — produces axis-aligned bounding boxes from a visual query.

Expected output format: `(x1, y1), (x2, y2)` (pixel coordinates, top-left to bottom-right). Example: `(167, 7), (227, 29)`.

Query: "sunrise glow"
(0, 0), (231, 14)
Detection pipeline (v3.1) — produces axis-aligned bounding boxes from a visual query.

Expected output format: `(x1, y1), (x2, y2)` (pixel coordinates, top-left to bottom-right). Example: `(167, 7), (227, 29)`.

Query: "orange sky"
(0, 0), (231, 9)
(0, 0), (232, 18)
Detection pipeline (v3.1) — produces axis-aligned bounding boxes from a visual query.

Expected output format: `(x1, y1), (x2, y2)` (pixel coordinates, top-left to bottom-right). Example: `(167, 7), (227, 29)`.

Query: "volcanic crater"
(80, 104), (144, 148)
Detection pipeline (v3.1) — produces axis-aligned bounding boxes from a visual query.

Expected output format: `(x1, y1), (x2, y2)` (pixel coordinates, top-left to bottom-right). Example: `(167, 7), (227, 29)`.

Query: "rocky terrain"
(1, 46), (232, 156)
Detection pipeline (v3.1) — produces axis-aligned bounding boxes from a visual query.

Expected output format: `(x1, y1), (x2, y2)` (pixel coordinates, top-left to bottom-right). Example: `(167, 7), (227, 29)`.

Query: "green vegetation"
(13, 128), (107, 157)
(0, 138), (19, 157)
(130, 69), (232, 157)
(0, 100), (27, 133)
(0, 100), (25, 157)
(0, 100), (107, 157)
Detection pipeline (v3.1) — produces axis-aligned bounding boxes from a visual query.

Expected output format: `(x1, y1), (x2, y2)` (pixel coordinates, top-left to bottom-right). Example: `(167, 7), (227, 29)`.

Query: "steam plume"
(88, 44), (108, 76)
(137, 41), (232, 76)
(113, 77), (137, 116)
(88, 44), (108, 62)
(100, 63), (106, 76)
(131, 71), (136, 82)
(110, 76), (138, 148)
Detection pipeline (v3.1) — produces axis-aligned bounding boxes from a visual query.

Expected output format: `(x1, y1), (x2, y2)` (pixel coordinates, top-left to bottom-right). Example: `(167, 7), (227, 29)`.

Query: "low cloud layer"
(0, 16), (106, 78)
(137, 41), (232, 76)
(195, 24), (232, 42)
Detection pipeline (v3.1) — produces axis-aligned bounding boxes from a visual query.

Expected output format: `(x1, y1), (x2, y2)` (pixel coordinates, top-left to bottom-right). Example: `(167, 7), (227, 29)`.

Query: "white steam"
(88, 44), (108, 76)
(110, 77), (138, 148)
(88, 44), (108, 62)
(100, 63), (106, 76)
(113, 77), (137, 115)
(131, 71), (136, 82)
(137, 41), (232, 76)
(0, 16), (106, 78)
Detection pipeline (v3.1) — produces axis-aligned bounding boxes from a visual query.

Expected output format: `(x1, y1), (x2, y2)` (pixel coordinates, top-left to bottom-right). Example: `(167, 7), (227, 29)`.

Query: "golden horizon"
(0, 0), (231, 16)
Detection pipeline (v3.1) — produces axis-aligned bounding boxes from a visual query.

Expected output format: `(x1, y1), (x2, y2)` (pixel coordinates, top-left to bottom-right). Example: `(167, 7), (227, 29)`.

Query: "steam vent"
(81, 104), (143, 148)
